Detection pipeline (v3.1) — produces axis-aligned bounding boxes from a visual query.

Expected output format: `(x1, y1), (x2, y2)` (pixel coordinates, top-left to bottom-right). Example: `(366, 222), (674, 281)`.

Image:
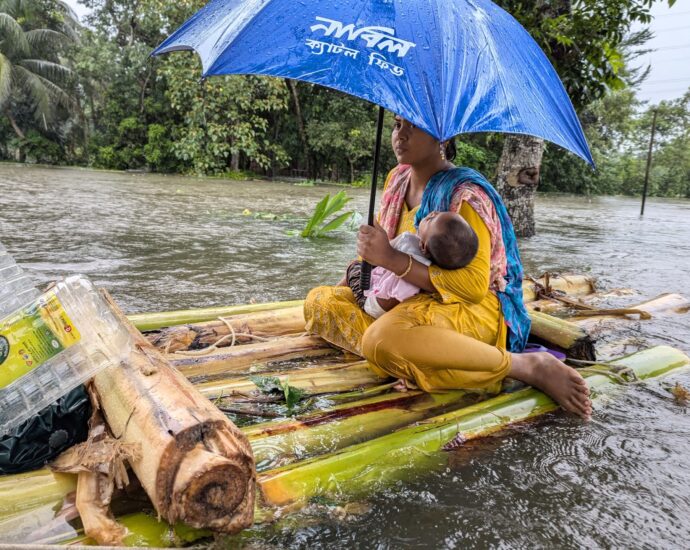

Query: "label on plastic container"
(0, 291), (81, 389)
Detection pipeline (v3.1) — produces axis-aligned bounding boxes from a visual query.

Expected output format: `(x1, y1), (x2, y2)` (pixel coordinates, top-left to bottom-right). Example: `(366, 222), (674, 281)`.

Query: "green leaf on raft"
(282, 377), (305, 410)
(249, 375), (283, 394)
(249, 375), (305, 412)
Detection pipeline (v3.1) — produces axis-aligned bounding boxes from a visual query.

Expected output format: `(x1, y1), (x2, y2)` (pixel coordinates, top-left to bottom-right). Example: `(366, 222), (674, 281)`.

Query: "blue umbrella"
(152, 0), (593, 285)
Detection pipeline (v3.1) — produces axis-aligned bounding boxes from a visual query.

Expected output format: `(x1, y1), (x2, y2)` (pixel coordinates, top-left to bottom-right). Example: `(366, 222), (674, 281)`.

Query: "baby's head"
(418, 211), (478, 270)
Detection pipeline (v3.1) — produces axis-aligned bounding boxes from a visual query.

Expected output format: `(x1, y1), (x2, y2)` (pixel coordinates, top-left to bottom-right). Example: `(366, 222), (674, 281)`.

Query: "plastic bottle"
(0, 244), (131, 435)
(0, 243), (41, 318)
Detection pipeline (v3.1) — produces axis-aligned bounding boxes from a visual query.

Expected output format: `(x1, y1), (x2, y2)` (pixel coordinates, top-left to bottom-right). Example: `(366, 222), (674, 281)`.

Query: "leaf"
(321, 190), (352, 221)
(249, 375), (284, 395)
(250, 375), (305, 413)
(281, 377), (305, 411)
(301, 194), (330, 237)
(316, 210), (354, 235)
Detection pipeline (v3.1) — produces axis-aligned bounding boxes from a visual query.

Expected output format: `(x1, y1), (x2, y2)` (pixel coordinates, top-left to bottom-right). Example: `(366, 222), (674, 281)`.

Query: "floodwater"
(1, 164), (689, 548)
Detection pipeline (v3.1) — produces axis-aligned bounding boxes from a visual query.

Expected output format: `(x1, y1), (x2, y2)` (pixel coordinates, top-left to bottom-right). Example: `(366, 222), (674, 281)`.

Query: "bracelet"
(396, 254), (413, 278)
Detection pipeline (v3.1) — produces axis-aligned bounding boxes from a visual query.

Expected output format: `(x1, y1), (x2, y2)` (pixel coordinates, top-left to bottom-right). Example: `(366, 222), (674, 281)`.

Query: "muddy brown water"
(1, 164), (689, 548)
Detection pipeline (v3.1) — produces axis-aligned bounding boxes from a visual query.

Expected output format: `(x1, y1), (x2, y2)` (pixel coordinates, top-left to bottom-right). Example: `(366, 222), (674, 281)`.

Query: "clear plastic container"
(0, 271), (131, 435)
(0, 243), (41, 318)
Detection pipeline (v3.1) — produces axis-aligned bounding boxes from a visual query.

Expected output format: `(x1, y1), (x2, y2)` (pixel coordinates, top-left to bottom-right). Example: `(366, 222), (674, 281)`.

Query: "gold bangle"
(396, 254), (413, 278)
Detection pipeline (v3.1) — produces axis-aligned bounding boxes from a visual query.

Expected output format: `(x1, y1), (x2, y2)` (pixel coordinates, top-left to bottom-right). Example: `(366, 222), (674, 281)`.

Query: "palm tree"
(0, 0), (79, 150)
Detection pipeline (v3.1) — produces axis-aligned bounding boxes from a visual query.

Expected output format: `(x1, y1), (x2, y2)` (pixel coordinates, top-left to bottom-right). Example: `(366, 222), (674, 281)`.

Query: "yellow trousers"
(304, 286), (511, 393)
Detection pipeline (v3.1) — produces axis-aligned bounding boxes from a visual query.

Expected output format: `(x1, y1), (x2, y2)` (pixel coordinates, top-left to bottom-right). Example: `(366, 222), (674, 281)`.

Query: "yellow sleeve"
(428, 201), (491, 304)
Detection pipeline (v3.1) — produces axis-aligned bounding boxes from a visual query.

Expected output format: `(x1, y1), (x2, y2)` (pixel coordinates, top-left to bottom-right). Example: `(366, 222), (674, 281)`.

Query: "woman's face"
(391, 116), (440, 166)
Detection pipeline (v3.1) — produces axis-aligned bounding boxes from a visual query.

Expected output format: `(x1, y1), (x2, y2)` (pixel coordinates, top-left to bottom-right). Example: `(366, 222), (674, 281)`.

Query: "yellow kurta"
(304, 191), (511, 393)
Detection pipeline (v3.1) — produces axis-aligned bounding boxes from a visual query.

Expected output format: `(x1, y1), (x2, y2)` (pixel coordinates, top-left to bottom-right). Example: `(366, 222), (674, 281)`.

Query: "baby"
(347, 211), (479, 318)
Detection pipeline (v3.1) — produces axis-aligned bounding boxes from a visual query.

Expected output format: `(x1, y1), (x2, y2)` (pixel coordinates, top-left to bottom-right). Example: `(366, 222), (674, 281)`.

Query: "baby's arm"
(375, 297), (400, 311)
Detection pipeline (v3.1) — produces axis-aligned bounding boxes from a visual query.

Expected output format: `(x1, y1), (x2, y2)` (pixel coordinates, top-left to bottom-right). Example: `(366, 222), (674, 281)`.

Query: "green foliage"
(9, 129), (62, 162)
(249, 375), (305, 412)
(301, 190), (354, 238)
(542, 88), (690, 197)
(495, 0), (676, 109)
(160, 52), (289, 175)
(144, 123), (176, 172)
(0, 0), (78, 159)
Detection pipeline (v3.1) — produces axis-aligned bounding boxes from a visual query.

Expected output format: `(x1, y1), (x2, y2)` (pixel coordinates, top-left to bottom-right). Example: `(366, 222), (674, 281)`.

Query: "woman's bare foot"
(509, 352), (592, 419)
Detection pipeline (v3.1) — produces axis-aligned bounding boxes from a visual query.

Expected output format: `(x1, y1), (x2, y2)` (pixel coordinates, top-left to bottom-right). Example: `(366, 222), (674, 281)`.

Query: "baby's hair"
(426, 215), (478, 270)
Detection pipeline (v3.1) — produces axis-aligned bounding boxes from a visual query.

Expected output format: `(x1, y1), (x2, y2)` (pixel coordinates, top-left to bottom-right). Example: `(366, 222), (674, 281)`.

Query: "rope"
(529, 273), (651, 319)
(170, 316), (270, 356)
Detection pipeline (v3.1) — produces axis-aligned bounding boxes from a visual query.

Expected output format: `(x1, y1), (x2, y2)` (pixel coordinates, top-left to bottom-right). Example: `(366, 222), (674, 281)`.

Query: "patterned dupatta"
(377, 164), (531, 352)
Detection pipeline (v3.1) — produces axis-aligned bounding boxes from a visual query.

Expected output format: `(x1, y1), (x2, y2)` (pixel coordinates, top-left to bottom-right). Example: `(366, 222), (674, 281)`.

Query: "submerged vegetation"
(0, 0), (687, 197)
(300, 191), (354, 238)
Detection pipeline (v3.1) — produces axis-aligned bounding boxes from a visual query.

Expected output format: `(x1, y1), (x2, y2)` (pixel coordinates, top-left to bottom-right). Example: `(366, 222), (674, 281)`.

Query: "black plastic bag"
(0, 385), (91, 474)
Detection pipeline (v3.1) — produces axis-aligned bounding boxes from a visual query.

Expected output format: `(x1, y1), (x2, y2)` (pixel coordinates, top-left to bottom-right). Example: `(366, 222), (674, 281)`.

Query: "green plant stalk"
(170, 335), (337, 379)
(18, 511), (212, 547)
(128, 300), (303, 331)
(528, 309), (596, 360)
(250, 389), (483, 472)
(197, 360), (382, 399)
(0, 470), (76, 520)
(127, 274), (594, 331)
(257, 346), (689, 508)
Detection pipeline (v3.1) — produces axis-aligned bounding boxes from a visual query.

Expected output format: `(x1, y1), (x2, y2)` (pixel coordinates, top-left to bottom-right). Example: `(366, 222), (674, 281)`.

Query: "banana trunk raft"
(0, 275), (688, 547)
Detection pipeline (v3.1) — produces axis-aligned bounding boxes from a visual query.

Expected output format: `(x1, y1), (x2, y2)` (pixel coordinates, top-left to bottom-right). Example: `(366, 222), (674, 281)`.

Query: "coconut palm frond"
(52, 0), (82, 41)
(0, 52), (12, 109)
(13, 64), (53, 122)
(0, 13), (30, 57)
(18, 58), (73, 83)
(34, 72), (72, 110)
(25, 28), (73, 51)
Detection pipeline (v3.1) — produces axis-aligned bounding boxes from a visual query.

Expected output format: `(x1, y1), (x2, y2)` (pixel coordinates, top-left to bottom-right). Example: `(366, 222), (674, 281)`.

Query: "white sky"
(631, 2), (690, 105)
(64, 0), (690, 106)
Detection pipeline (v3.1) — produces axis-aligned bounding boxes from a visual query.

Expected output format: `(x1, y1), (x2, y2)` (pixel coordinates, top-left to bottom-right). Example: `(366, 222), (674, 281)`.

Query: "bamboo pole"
(168, 335), (338, 379)
(528, 310), (596, 360)
(249, 390), (484, 471)
(257, 345), (689, 508)
(0, 470), (76, 519)
(130, 275), (595, 333)
(569, 293), (690, 332)
(128, 300), (304, 332)
(148, 306), (306, 353)
(196, 360), (383, 399)
(92, 291), (256, 534)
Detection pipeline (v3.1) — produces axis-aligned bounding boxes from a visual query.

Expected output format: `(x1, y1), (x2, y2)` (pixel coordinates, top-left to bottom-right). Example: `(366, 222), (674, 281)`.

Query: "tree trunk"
(495, 135), (545, 238)
(6, 111), (25, 140)
(285, 79), (310, 176)
(6, 111), (25, 162)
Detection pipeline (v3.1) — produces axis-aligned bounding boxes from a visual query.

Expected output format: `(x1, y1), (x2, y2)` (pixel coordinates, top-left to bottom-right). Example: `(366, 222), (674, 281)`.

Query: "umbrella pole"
(361, 106), (386, 290)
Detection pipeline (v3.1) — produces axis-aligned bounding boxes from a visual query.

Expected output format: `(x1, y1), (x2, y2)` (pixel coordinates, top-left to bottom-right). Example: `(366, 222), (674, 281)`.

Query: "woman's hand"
(357, 221), (395, 268)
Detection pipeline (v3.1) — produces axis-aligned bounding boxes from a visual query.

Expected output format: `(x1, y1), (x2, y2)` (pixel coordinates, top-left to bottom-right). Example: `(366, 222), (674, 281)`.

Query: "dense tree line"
(1, 0), (687, 199)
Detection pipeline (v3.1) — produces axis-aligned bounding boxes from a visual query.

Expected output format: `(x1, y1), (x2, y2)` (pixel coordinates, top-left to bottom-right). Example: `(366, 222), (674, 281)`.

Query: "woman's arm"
(358, 203), (492, 303)
(426, 202), (491, 304)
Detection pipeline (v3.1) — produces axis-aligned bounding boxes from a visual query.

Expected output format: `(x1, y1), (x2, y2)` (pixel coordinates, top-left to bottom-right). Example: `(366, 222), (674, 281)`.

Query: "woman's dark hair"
(444, 138), (457, 162)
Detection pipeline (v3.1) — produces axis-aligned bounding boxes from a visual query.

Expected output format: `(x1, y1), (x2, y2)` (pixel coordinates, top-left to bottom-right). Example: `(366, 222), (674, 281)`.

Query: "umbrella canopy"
(152, 0), (593, 165)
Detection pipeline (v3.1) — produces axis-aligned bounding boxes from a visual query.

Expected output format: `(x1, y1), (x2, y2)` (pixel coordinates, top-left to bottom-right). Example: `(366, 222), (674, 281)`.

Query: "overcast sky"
(64, 0), (690, 106)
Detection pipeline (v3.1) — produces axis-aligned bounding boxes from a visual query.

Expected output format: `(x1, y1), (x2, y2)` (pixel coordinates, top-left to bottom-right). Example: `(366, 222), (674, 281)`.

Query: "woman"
(305, 116), (591, 419)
